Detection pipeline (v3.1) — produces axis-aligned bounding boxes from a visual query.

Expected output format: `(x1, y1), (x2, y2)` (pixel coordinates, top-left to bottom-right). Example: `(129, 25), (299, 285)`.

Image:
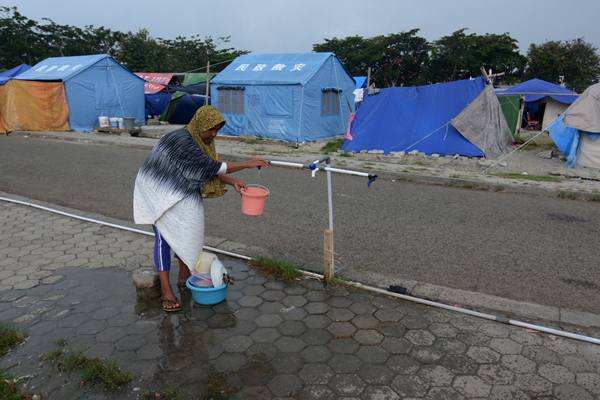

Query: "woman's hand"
(246, 159), (269, 169)
(231, 179), (247, 194)
(221, 175), (247, 193)
(224, 159), (269, 174)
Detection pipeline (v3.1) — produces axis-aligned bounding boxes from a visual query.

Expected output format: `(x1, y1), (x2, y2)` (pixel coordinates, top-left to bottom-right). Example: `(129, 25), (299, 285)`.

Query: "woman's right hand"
(246, 159), (269, 169)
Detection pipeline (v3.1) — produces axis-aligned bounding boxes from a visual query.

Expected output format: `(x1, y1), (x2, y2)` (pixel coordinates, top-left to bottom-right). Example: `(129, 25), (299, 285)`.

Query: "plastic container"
(122, 117), (135, 129)
(98, 116), (109, 128)
(109, 117), (119, 128)
(240, 184), (269, 216)
(189, 272), (213, 287)
(186, 278), (228, 305)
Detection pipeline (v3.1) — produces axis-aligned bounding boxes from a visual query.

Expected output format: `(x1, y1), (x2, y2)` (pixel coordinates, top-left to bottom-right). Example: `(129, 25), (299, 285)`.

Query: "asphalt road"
(2, 135), (600, 314)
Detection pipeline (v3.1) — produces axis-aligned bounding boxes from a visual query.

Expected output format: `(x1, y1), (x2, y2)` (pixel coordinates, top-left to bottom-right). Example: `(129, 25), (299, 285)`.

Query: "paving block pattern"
(0, 202), (599, 399)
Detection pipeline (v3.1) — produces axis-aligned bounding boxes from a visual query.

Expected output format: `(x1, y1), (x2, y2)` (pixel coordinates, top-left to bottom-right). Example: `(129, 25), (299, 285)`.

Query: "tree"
(0, 6), (46, 67)
(526, 39), (600, 92)
(371, 30), (430, 87)
(0, 6), (246, 73)
(313, 30), (430, 87)
(428, 29), (526, 83)
(313, 35), (377, 77)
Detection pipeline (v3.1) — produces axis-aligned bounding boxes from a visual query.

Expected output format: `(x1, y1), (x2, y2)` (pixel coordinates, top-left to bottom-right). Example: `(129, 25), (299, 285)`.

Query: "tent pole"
(366, 67), (372, 94)
(517, 96), (525, 136)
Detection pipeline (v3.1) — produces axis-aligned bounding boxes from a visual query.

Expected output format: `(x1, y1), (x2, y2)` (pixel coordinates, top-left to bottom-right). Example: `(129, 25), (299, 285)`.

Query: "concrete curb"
(3, 190), (600, 330)
(8, 130), (598, 202)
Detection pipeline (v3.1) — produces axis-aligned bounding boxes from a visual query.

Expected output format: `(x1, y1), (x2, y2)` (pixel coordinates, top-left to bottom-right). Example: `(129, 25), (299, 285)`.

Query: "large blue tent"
(211, 52), (355, 142)
(16, 54), (144, 131)
(0, 64), (30, 84)
(344, 78), (495, 156)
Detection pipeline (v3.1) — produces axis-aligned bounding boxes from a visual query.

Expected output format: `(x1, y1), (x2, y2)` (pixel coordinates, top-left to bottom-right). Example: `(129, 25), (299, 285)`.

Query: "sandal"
(161, 298), (182, 312)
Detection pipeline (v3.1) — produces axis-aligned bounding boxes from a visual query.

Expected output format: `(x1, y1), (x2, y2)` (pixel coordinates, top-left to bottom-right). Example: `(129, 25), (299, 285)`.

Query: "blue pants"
(152, 226), (180, 272)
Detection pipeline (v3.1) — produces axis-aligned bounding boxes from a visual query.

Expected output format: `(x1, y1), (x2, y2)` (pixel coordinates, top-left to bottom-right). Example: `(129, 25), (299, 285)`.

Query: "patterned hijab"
(186, 105), (227, 198)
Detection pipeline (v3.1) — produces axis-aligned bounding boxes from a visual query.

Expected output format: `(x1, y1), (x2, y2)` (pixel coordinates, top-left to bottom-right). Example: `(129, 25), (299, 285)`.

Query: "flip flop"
(161, 298), (182, 312)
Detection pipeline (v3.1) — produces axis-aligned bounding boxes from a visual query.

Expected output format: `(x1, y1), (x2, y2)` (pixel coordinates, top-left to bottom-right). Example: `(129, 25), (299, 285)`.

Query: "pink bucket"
(240, 184), (269, 216)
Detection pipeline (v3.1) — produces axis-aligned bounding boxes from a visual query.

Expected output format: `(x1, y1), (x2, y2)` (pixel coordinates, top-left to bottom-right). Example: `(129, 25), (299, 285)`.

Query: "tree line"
(314, 29), (600, 92)
(2, 6), (599, 92)
(0, 6), (247, 73)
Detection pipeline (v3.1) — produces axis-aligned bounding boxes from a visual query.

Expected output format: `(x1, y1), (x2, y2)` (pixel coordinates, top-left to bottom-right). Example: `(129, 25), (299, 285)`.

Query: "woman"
(133, 105), (267, 311)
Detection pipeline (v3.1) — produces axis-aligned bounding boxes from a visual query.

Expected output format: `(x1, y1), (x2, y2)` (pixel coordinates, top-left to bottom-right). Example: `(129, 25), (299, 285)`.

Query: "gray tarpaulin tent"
(451, 85), (514, 158)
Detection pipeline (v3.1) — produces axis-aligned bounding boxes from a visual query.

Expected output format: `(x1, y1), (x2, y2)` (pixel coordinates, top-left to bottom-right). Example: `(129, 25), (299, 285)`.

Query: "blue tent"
(211, 52), (355, 142)
(145, 92), (171, 118)
(0, 64), (30, 84)
(16, 54), (144, 131)
(343, 78), (489, 156)
(502, 78), (577, 104)
(167, 94), (207, 124)
(354, 76), (367, 89)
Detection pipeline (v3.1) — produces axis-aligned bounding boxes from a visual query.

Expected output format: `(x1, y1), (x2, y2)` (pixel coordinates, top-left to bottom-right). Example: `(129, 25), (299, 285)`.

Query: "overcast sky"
(5, 0), (599, 53)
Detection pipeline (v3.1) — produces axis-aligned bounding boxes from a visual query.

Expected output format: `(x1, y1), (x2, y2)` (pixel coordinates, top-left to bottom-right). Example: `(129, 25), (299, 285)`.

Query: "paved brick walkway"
(1, 201), (600, 399)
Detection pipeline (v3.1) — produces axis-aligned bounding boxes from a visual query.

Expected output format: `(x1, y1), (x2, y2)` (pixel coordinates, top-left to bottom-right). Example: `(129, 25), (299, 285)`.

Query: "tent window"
(217, 87), (245, 114)
(321, 90), (340, 115)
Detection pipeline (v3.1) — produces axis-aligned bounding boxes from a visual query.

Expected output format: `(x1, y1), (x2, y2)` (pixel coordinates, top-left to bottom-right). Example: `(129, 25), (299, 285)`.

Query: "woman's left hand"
(231, 179), (247, 193)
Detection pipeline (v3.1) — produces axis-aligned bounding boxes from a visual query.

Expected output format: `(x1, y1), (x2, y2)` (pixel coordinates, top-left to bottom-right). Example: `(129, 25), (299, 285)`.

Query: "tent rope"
(387, 122), (450, 153)
(483, 129), (547, 173)
(183, 58), (238, 74)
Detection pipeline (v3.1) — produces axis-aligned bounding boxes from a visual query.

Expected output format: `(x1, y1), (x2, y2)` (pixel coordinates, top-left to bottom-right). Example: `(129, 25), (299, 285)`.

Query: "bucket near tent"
(240, 184), (269, 216)
(98, 116), (109, 128)
(122, 117), (136, 129)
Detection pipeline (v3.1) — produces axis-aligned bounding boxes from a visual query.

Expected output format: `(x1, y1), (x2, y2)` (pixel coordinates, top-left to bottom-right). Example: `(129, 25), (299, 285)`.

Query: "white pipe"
(268, 160), (304, 169)
(324, 166), (370, 178)
(1, 195), (599, 345)
(268, 159), (372, 179)
(326, 169), (334, 272)
(326, 170), (334, 231)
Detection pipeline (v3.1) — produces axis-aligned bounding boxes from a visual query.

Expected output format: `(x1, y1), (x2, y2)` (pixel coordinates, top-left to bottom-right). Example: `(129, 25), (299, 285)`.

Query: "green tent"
(183, 72), (215, 87)
(160, 72), (216, 123)
(498, 95), (521, 137)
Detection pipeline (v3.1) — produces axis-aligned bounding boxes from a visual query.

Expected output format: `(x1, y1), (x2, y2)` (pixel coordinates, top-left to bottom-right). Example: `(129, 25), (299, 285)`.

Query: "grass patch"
(202, 371), (239, 400)
(0, 370), (32, 400)
(327, 276), (348, 287)
(513, 134), (556, 150)
(143, 387), (188, 400)
(249, 256), (302, 282)
(490, 172), (562, 182)
(320, 138), (344, 154)
(43, 342), (131, 391)
(338, 151), (354, 157)
(558, 191), (578, 200)
(0, 324), (25, 356)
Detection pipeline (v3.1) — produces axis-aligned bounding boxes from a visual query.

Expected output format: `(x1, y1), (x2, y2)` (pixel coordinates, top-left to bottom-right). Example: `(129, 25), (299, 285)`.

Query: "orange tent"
(0, 80), (69, 134)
